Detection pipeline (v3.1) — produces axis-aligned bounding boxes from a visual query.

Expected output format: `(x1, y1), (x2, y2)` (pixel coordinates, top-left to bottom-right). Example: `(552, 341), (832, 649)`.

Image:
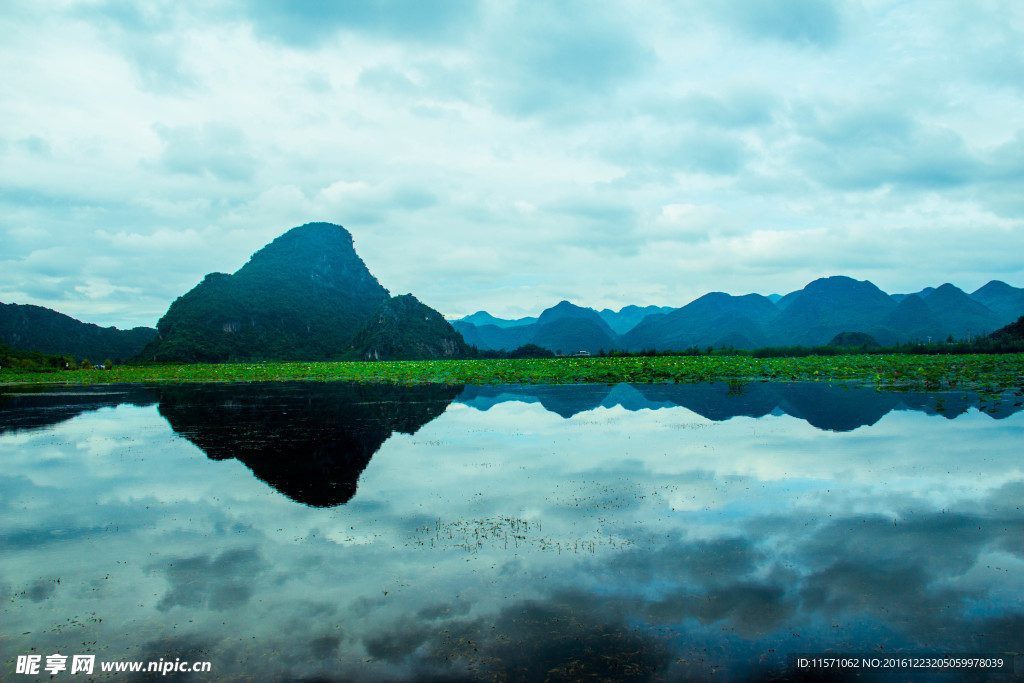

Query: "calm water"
(1, 381), (1022, 681)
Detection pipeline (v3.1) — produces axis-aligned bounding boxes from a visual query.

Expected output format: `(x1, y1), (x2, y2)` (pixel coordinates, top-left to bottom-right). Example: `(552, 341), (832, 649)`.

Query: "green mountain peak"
(138, 222), (464, 362)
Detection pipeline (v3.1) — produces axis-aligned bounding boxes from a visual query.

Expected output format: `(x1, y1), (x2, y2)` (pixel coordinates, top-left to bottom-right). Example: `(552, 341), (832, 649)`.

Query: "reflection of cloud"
(648, 582), (795, 637)
(122, 636), (213, 683)
(587, 503), (1024, 651)
(150, 547), (264, 612)
(363, 626), (430, 662)
(2, 386), (1023, 680)
(612, 536), (764, 587)
(26, 578), (58, 603)
(417, 594), (673, 681)
(417, 601), (472, 621)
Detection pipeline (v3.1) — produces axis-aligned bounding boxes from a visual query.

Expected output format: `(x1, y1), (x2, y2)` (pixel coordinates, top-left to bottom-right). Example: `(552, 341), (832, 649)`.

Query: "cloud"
(601, 126), (750, 176)
(708, 0), (846, 48)
(356, 65), (419, 96)
(75, 0), (205, 92)
(151, 122), (257, 182)
(789, 103), (980, 191)
(15, 135), (51, 156)
(478, 2), (654, 119)
(0, 0), (1022, 326)
(672, 90), (777, 130)
(241, 0), (480, 48)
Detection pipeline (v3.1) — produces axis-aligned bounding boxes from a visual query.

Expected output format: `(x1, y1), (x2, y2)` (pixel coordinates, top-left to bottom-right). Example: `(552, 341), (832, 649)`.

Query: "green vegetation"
(0, 342), (77, 373)
(2, 353), (1022, 393)
(136, 223), (472, 363)
(138, 223), (392, 362)
(349, 294), (471, 360)
(0, 301), (155, 362)
(828, 331), (881, 348)
(990, 315), (1024, 343)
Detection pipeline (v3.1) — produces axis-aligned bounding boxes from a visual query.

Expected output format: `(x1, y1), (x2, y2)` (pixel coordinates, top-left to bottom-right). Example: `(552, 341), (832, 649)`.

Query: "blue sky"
(1, 0), (1022, 328)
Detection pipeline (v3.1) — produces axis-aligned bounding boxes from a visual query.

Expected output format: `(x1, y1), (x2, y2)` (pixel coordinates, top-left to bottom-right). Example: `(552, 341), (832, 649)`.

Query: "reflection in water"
(154, 383), (463, 507)
(458, 381), (1023, 430)
(0, 384), (157, 433)
(1, 381), (1022, 681)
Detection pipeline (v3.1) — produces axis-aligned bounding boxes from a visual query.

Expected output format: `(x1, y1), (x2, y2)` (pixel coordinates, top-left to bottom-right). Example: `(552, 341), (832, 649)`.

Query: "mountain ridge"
(0, 302), (156, 362)
(3, 236), (1021, 362)
(456, 277), (1024, 354)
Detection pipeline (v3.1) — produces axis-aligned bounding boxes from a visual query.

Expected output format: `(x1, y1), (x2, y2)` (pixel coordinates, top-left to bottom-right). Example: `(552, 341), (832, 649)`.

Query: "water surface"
(2, 381), (1022, 681)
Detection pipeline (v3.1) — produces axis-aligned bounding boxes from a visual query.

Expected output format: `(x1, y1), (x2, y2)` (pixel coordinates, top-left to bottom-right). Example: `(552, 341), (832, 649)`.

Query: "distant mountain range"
(0, 302), (156, 362)
(456, 276), (1024, 354)
(2, 221), (1022, 362)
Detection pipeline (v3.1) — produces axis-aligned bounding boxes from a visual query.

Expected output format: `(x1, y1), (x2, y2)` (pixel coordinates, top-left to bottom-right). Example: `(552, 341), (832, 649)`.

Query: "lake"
(2, 381), (1022, 681)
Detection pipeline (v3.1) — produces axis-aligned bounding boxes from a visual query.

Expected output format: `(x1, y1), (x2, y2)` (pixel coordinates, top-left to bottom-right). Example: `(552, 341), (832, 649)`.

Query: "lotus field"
(3, 353), (1024, 394)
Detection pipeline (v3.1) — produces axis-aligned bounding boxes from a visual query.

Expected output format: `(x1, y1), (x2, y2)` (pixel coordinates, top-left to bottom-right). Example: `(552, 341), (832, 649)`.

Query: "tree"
(509, 344), (554, 359)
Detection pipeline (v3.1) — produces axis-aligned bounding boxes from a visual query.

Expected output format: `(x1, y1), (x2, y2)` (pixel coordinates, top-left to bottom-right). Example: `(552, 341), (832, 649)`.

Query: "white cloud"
(0, 0), (1021, 327)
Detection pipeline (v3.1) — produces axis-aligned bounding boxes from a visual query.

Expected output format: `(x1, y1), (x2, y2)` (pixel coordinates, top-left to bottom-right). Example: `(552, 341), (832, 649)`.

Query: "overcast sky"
(2, 0), (1022, 328)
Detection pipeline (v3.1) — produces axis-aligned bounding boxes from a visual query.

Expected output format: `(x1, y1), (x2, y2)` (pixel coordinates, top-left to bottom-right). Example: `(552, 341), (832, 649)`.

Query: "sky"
(1, 0), (1023, 329)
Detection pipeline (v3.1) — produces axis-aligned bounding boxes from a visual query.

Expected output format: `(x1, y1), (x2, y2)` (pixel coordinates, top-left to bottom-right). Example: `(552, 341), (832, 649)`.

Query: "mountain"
(970, 280), (1024, 325)
(455, 276), (1015, 354)
(452, 321), (534, 351)
(769, 276), (897, 346)
(990, 315), (1024, 342)
(138, 222), (466, 362)
(455, 300), (624, 354)
(350, 294), (471, 360)
(922, 283), (1003, 339)
(874, 294), (941, 344)
(529, 317), (619, 355)
(0, 302), (156, 362)
(456, 303), (674, 340)
(623, 292), (778, 351)
(456, 311), (538, 328)
(774, 289), (801, 310)
(598, 305), (676, 334)
(536, 300), (618, 336)
(891, 286), (936, 303)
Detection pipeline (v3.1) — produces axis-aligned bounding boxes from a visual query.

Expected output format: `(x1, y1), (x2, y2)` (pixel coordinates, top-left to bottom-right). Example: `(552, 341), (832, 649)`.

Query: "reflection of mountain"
(155, 382), (463, 507)
(0, 384), (157, 434)
(458, 384), (618, 418)
(458, 382), (1022, 430)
